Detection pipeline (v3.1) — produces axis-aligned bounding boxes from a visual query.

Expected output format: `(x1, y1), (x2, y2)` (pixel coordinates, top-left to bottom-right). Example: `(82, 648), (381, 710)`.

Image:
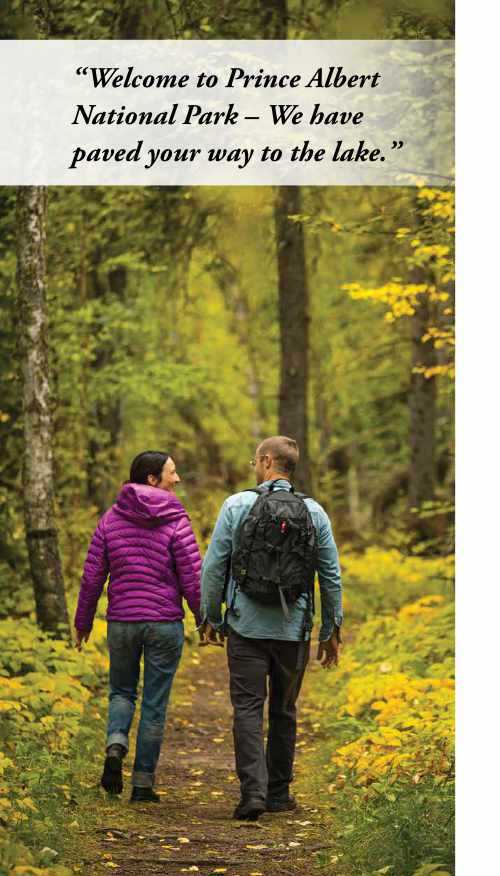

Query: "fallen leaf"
(245, 844), (268, 850)
(177, 837), (190, 844)
(233, 821), (264, 830)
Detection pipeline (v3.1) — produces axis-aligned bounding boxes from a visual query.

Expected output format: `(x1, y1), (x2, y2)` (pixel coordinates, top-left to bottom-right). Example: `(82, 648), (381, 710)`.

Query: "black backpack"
(231, 481), (317, 620)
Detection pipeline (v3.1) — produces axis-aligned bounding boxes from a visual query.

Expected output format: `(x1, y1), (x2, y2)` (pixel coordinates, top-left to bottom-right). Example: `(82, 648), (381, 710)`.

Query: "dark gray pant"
(227, 627), (309, 804)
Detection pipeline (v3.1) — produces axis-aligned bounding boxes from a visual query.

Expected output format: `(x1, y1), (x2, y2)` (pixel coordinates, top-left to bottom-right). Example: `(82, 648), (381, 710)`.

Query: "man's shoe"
(130, 787), (161, 804)
(266, 795), (297, 813)
(233, 798), (266, 821)
(100, 745), (125, 795)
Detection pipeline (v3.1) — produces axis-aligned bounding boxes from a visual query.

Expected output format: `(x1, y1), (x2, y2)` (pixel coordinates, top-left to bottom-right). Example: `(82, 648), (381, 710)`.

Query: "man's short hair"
(258, 436), (299, 475)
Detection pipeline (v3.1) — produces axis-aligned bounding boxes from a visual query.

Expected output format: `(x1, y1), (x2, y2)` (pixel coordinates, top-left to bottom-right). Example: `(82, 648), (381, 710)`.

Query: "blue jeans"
(106, 621), (184, 788)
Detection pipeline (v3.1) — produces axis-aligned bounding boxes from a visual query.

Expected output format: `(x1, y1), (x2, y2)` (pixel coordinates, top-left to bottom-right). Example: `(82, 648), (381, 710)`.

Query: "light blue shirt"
(201, 479), (342, 642)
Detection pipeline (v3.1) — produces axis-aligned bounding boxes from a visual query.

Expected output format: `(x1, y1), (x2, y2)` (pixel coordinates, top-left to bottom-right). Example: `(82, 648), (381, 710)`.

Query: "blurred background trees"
(1, 182), (454, 619)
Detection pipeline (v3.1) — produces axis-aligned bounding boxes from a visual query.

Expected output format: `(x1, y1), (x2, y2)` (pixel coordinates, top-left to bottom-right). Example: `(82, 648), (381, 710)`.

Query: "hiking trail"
(78, 646), (338, 876)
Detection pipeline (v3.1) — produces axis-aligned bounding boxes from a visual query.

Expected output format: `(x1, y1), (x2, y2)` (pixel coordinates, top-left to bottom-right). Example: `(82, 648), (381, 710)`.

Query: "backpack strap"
(244, 480), (295, 494)
(242, 480), (285, 495)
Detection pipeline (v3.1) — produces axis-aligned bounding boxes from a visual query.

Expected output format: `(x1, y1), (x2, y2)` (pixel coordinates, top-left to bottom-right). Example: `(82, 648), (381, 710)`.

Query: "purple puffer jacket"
(74, 483), (202, 632)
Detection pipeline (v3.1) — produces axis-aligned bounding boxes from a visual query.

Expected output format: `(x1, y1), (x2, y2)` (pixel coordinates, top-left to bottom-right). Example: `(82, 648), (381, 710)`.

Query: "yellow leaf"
(19, 796), (38, 812)
(12, 869), (47, 875)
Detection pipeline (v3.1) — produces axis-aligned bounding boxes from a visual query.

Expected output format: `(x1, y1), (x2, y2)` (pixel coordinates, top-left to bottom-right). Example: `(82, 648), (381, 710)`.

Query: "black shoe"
(100, 745), (126, 795)
(266, 795), (297, 813)
(130, 787), (161, 804)
(233, 798), (266, 821)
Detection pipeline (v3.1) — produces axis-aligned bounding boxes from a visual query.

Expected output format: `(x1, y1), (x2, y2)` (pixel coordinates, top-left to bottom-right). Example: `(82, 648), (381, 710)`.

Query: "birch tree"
(17, 186), (69, 636)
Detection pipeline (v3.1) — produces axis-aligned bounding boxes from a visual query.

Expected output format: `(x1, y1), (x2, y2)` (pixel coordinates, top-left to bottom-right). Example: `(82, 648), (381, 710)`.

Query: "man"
(200, 435), (342, 821)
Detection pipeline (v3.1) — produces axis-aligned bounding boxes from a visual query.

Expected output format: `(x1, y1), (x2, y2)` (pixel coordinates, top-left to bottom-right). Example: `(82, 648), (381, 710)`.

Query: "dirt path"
(82, 645), (337, 876)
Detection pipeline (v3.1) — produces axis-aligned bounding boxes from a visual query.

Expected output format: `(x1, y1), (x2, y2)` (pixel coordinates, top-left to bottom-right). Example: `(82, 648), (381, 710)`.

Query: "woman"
(74, 450), (202, 803)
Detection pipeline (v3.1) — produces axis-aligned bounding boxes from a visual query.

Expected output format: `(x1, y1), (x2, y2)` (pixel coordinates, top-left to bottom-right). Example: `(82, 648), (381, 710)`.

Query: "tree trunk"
(275, 186), (312, 492)
(86, 259), (125, 513)
(408, 287), (438, 536)
(256, 0), (287, 37)
(347, 452), (361, 533)
(16, 186), (69, 636)
(259, 0), (311, 492)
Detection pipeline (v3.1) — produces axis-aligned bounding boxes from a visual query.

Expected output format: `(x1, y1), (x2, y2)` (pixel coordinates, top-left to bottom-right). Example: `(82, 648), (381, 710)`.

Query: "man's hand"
(198, 622), (225, 648)
(74, 628), (90, 651)
(317, 629), (341, 668)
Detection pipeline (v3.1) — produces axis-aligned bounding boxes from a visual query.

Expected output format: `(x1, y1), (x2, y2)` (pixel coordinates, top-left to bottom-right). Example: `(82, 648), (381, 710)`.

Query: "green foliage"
(1, 0), (454, 40)
(342, 545), (454, 621)
(0, 618), (108, 872)
(306, 563), (454, 876)
(1, 183), (454, 586)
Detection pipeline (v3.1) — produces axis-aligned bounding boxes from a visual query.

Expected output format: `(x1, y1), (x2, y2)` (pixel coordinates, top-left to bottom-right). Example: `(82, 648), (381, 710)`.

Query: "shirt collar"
(260, 478), (292, 489)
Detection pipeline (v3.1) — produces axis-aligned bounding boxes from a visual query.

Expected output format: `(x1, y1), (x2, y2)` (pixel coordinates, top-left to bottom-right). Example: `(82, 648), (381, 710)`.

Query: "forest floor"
(72, 644), (340, 876)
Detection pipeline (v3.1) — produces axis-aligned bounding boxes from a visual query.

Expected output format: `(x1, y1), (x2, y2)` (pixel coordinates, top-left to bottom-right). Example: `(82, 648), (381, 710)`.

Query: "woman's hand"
(74, 628), (90, 651)
(198, 622), (225, 648)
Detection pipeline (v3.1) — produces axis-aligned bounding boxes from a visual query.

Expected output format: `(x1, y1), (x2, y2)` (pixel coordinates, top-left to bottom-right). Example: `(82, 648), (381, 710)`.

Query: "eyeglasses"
(250, 455), (267, 467)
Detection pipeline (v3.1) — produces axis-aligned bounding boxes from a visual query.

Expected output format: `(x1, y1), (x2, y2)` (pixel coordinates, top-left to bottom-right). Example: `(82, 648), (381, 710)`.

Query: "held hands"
(198, 621), (225, 648)
(316, 628), (341, 669)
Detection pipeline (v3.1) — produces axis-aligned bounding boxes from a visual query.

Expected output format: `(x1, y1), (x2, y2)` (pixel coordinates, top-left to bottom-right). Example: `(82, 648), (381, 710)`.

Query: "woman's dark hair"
(129, 451), (170, 485)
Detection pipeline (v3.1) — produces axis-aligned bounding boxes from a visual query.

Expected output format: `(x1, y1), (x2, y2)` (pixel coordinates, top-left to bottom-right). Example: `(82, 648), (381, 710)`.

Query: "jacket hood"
(113, 483), (186, 527)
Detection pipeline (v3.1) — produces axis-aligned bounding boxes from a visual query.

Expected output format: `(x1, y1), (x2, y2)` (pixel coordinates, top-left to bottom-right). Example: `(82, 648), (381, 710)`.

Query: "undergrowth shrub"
(0, 618), (108, 875)
(341, 546), (454, 621)
(308, 556), (454, 876)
